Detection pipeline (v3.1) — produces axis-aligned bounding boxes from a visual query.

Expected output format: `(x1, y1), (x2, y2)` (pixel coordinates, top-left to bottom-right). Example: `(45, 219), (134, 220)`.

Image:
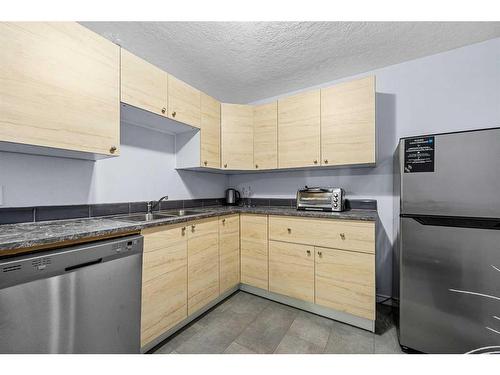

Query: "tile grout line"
(272, 312), (299, 354)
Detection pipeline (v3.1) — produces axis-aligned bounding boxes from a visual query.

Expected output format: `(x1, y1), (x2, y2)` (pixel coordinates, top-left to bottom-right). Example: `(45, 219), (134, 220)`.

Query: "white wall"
(0, 123), (228, 207)
(229, 37), (500, 298)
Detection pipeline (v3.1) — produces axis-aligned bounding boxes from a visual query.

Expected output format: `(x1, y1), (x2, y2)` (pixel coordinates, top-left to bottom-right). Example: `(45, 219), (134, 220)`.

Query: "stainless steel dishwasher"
(0, 235), (143, 354)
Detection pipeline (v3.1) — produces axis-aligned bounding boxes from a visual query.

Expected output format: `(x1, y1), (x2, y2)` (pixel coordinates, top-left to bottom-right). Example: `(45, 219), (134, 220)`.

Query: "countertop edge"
(0, 207), (377, 254)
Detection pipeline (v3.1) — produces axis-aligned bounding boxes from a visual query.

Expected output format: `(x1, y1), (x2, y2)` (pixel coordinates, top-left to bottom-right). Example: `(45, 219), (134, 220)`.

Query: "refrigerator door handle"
(401, 214), (500, 230)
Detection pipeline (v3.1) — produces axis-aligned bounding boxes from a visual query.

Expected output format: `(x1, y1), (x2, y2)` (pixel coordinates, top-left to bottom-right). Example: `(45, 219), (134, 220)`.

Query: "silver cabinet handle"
(340, 233), (346, 240)
(317, 251), (323, 257)
(287, 228), (291, 233)
(161, 107), (166, 114)
(306, 250), (311, 256)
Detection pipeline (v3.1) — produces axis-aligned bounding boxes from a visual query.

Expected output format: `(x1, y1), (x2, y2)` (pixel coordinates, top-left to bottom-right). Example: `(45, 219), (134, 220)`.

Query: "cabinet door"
(168, 75), (201, 128)
(269, 240), (314, 303)
(315, 247), (375, 320)
(278, 90), (320, 168)
(187, 218), (219, 315)
(141, 224), (187, 346)
(200, 92), (221, 168)
(253, 102), (278, 170)
(321, 76), (375, 166)
(240, 214), (268, 290)
(121, 48), (168, 117)
(0, 22), (120, 156)
(219, 215), (240, 293)
(221, 103), (254, 170)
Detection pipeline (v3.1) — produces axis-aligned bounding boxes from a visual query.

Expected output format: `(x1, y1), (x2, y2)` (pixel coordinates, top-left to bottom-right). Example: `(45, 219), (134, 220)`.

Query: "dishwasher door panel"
(400, 217), (500, 353)
(0, 252), (142, 354)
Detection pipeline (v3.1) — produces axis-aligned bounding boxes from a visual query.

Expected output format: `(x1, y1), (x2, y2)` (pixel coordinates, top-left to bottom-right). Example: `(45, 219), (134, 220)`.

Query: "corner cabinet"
(321, 76), (376, 166)
(253, 102), (278, 170)
(200, 93), (221, 168)
(0, 22), (120, 159)
(221, 103), (254, 170)
(278, 90), (321, 168)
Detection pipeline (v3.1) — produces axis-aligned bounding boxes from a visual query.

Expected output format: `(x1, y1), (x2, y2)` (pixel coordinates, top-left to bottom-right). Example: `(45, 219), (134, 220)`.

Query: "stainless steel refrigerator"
(395, 127), (500, 354)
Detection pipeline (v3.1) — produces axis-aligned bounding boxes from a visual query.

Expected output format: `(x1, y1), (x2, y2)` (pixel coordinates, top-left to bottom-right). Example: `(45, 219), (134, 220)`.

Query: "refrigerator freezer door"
(400, 217), (500, 353)
(400, 128), (500, 218)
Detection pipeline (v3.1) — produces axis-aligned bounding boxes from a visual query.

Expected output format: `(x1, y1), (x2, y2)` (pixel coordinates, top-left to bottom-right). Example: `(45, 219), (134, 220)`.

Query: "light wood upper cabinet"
(240, 214), (269, 290)
(269, 240), (315, 303)
(168, 75), (201, 128)
(278, 90), (320, 168)
(187, 218), (219, 315)
(0, 22), (120, 156)
(200, 93), (221, 168)
(219, 214), (240, 293)
(221, 103), (254, 170)
(321, 76), (376, 166)
(253, 102), (278, 170)
(141, 224), (187, 347)
(315, 247), (375, 320)
(120, 48), (168, 117)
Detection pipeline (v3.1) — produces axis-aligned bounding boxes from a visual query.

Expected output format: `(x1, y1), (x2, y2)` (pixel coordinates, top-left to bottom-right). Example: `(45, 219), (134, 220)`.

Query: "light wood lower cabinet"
(269, 240), (315, 303)
(0, 22), (120, 157)
(140, 214), (376, 348)
(315, 247), (375, 320)
(240, 214), (269, 290)
(187, 218), (220, 315)
(219, 215), (240, 293)
(141, 224), (187, 347)
(254, 102), (278, 170)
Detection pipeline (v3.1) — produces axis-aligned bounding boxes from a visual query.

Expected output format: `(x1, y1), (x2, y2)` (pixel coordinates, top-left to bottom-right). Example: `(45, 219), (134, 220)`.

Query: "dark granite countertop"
(0, 206), (377, 255)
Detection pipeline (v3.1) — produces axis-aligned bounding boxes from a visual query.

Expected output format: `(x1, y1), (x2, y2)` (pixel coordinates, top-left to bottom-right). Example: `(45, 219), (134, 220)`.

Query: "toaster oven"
(296, 186), (345, 212)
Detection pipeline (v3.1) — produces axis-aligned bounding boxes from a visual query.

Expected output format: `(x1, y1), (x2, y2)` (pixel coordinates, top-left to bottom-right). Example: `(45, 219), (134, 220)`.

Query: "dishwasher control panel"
(0, 235), (143, 289)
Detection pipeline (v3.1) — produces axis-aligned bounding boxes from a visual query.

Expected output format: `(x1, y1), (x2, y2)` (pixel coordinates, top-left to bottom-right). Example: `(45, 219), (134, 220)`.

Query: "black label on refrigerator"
(404, 136), (435, 173)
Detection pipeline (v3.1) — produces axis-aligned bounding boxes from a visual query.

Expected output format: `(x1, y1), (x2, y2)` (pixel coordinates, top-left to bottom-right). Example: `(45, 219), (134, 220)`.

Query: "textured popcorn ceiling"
(82, 22), (500, 103)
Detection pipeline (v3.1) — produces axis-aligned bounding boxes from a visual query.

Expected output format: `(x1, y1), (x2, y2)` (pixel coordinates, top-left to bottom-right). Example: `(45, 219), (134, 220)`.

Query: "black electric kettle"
(225, 188), (241, 206)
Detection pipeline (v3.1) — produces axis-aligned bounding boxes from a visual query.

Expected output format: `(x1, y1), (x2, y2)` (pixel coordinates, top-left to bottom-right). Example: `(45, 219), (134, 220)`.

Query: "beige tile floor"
(152, 291), (403, 354)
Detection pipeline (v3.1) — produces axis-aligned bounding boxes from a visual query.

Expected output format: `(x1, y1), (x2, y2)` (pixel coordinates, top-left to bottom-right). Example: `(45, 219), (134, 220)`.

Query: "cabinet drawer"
(315, 247), (375, 320)
(142, 223), (187, 253)
(269, 216), (375, 254)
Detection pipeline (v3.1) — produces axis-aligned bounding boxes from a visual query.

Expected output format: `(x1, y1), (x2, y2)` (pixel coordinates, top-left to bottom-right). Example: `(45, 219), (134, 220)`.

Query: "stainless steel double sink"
(114, 209), (206, 223)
